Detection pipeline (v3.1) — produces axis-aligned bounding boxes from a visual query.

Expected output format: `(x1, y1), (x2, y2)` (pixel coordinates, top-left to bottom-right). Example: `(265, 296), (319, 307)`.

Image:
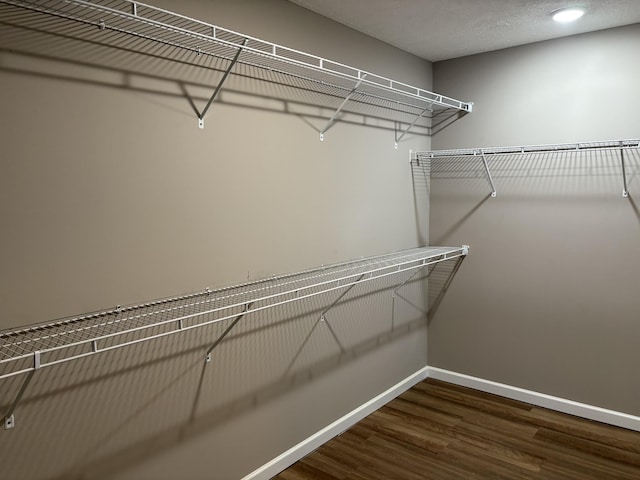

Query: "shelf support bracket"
(393, 267), (426, 297)
(283, 274), (365, 374)
(320, 75), (367, 141)
(321, 273), (366, 322)
(4, 352), (40, 430)
(205, 302), (253, 363)
(318, 273), (365, 352)
(478, 150), (497, 197)
(395, 105), (432, 149)
(197, 38), (248, 129)
(391, 266), (429, 328)
(621, 148), (629, 198)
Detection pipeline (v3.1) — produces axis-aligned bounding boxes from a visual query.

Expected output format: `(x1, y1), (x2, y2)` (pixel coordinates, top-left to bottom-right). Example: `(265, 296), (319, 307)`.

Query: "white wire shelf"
(0, 246), (469, 381)
(414, 139), (640, 159)
(0, 0), (472, 134)
(412, 139), (640, 198)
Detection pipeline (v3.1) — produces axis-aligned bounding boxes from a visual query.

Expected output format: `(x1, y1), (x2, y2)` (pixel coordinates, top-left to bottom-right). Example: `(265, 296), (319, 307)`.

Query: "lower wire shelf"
(1, 246), (468, 380)
(1, 245), (468, 429)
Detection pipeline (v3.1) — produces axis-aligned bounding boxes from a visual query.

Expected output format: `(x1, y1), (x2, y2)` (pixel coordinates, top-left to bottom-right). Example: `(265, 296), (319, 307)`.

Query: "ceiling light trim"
(552, 6), (586, 23)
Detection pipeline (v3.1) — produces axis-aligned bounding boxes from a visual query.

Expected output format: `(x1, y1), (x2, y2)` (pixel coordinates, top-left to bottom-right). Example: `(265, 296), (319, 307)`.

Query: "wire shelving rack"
(412, 139), (640, 198)
(1, 246), (469, 428)
(0, 0), (472, 138)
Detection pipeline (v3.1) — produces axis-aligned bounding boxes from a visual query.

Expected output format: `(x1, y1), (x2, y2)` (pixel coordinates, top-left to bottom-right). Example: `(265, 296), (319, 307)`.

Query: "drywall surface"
(0, 1), (433, 478)
(429, 24), (640, 415)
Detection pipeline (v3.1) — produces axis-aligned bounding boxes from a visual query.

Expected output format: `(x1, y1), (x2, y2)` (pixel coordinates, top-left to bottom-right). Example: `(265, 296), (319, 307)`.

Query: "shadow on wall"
(0, 268), (463, 480)
(629, 195), (640, 223)
(431, 109), (468, 137)
(411, 156), (492, 245)
(426, 257), (466, 323)
(0, 10), (472, 143)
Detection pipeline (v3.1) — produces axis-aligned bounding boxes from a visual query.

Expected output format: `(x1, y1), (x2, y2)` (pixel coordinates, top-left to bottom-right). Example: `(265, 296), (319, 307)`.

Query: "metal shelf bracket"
(3, 356), (38, 430)
(205, 302), (253, 363)
(395, 105), (433, 149)
(320, 74), (367, 141)
(477, 150), (497, 197)
(197, 38), (248, 129)
(621, 147), (629, 198)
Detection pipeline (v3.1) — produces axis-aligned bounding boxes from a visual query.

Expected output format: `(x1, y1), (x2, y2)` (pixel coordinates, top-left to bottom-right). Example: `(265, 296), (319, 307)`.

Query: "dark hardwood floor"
(274, 378), (640, 479)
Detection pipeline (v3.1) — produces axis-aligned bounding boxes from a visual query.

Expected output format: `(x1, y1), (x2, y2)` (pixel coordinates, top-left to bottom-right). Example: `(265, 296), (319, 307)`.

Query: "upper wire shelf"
(0, 246), (469, 381)
(414, 139), (640, 158)
(0, 0), (472, 136)
(412, 139), (640, 198)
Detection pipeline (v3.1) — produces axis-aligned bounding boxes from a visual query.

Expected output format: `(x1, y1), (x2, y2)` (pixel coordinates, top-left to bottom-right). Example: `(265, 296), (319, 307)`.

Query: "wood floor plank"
(535, 426), (640, 466)
(363, 435), (468, 480)
(297, 452), (351, 480)
(529, 406), (640, 453)
(385, 397), (462, 427)
(325, 435), (428, 480)
(435, 443), (540, 480)
(359, 410), (449, 453)
(275, 379), (640, 479)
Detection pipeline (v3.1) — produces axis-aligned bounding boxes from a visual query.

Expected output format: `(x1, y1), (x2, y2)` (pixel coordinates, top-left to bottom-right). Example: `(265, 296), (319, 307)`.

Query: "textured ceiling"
(288, 0), (640, 61)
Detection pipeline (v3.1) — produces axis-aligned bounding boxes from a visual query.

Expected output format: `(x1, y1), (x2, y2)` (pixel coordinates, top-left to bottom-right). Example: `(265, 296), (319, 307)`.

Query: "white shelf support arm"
(393, 266), (427, 297)
(318, 273), (367, 352)
(395, 105), (432, 149)
(198, 38), (248, 129)
(478, 151), (497, 198)
(205, 302), (253, 363)
(621, 147), (629, 198)
(284, 273), (366, 372)
(4, 352), (40, 430)
(320, 74), (367, 141)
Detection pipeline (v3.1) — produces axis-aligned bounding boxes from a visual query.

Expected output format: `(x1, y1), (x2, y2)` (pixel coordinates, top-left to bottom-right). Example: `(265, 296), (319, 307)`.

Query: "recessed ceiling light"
(552, 7), (586, 23)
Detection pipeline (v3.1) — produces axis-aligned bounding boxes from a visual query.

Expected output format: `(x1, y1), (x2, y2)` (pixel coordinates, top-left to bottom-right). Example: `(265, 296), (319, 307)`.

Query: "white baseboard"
(241, 366), (430, 480)
(244, 365), (640, 479)
(426, 366), (640, 432)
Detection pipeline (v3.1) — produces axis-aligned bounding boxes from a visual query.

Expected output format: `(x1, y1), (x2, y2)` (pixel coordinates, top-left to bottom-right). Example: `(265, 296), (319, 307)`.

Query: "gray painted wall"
(0, 1), (434, 478)
(430, 24), (640, 415)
